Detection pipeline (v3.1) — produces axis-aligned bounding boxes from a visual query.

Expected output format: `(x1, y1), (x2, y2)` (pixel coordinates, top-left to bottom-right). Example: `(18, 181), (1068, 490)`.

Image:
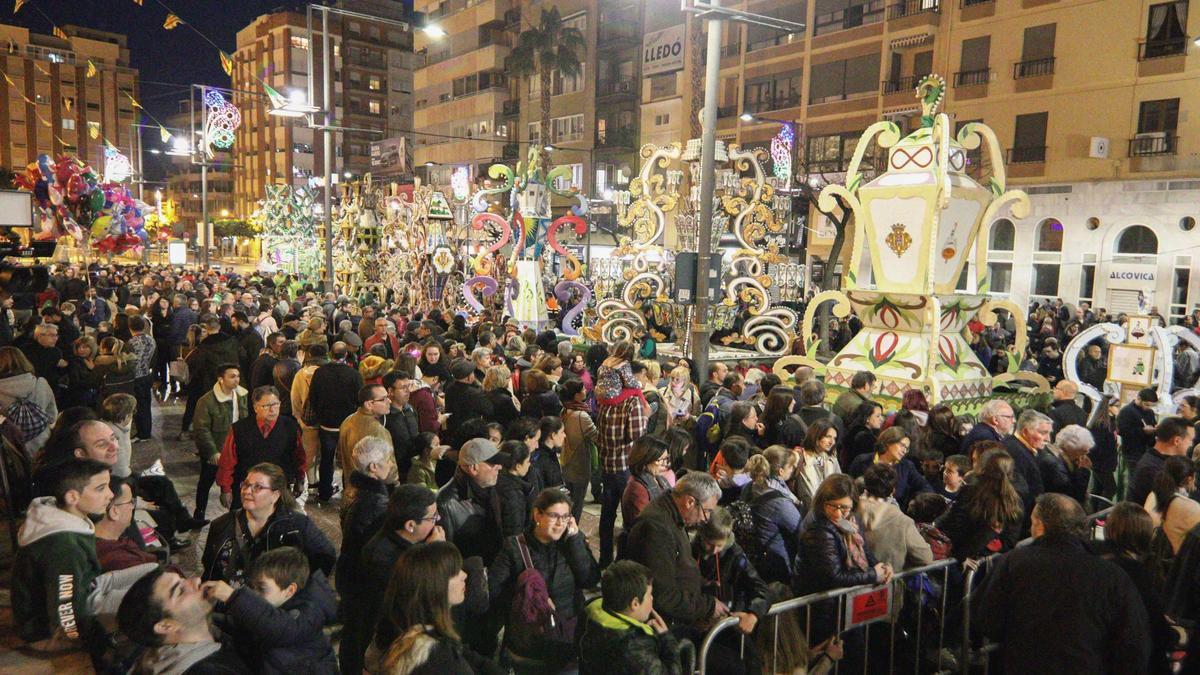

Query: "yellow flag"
(88, 122), (100, 140)
(38, 115), (51, 128)
(160, 125), (171, 143)
(163, 14), (182, 30)
(64, 97), (73, 111)
(2, 73), (14, 87)
(125, 92), (143, 109)
(7, 38), (15, 54)
(219, 51), (233, 77)
(86, 60), (97, 78)
(14, 0), (26, 14)
(53, 26), (68, 40)
(34, 63), (49, 76)
(132, 0), (143, 4)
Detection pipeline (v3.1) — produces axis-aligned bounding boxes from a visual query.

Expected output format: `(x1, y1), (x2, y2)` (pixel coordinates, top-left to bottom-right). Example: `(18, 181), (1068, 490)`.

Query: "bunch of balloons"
(13, 153), (150, 255)
(13, 153), (104, 242)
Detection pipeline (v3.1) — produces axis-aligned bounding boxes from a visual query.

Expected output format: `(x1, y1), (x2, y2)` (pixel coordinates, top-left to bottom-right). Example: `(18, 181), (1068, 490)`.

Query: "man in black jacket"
(1128, 416), (1194, 507)
(117, 567), (252, 674)
(382, 371), (419, 474)
(443, 359), (493, 443)
(960, 399), (1014, 453)
(1002, 409), (1050, 532)
(974, 493), (1150, 675)
(1048, 380), (1088, 441)
(231, 311), (265, 382)
(250, 332), (285, 391)
(437, 438), (504, 564)
(340, 485), (443, 675)
(307, 342), (364, 502)
(185, 316), (241, 434)
(1117, 388), (1159, 497)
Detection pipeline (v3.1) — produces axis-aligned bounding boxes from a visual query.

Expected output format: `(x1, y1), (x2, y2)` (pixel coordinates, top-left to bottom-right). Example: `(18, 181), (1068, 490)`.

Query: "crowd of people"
(3, 263), (1200, 674)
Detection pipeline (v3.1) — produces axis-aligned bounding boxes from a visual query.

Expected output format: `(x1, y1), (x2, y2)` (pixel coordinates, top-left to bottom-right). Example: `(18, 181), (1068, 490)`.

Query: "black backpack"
(729, 487), (788, 566)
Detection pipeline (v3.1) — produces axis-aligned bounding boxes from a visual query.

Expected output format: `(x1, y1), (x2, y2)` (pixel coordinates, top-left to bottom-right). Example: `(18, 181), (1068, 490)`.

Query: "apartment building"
(638, 0), (1200, 319)
(0, 23), (138, 173)
(231, 3), (414, 218)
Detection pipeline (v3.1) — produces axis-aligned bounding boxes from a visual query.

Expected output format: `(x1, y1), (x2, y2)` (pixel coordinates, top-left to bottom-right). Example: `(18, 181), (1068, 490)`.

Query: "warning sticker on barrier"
(844, 585), (892, 629)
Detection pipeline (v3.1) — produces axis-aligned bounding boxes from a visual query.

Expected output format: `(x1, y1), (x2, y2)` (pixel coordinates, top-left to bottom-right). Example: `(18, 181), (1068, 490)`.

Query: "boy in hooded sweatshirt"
(201, 546), (338, 674)
(579, 560), (686, 675)
(12, 458), (112, 654)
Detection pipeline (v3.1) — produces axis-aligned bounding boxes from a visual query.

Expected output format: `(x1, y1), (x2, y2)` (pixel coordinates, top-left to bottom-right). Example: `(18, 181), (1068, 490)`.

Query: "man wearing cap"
(444, 359), (494, 445)
(1128, 416), (1195, 506)
(436, 438), (504, 564)
(1117, 387), (1159, 497)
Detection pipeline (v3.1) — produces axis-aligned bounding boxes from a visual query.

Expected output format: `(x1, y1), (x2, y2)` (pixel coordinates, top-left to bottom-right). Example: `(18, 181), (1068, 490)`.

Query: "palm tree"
(508, 6), (586, 168)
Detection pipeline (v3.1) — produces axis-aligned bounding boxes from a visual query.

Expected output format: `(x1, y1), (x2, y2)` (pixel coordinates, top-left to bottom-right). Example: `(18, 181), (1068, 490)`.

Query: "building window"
(62, 118), (75, 130)
(553, 163), (583, 191)
(989, 218), (1015, 251)
(1079, 264), (1096, 302)
(808, 54), (881, 104)
(291, 36), (309, 50)
(552, 114), (584, 143)
(813, 0), (885, 37)
(1036, 218), (1063, 251)
(1015, 24), (1056, 78)
(744, 70), (802, 113)
(1032, 264), (1060, 297)
(1144, 1), (1188, 58)
(1115, 225), (1158, 254)
(805, 132), (877, 174)
(369, 76), (382, 91)
(1132, 98), (1180, 155)
(368, 100), (381, 114)
(955, 36), (991, 86)
(1010, 112), (1048, 163)
(528, 123), (540, 144)
(1172, 267), (1191, 319)
(655, 114), (670, 126)
(988, 263), (1013, 294)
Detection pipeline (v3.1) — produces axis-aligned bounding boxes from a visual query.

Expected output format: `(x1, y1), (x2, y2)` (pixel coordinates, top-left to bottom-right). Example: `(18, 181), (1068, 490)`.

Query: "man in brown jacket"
(336, 384), (393, 503)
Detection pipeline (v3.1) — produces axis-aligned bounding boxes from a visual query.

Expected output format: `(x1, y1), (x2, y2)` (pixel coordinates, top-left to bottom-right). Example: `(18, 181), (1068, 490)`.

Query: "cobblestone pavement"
(0, 393), (606, 673)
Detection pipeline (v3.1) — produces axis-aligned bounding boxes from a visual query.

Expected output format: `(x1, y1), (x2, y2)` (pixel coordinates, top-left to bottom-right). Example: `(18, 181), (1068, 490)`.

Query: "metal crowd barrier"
(698, 559), (957, 674)
(959, 504), (1115, 673)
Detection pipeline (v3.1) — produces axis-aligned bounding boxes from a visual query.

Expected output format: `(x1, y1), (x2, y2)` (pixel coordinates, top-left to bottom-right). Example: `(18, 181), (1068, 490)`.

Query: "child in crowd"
(693, 507), (771, 621)
(908, 493), (952, 561)
(711, 437), (754, 504)
(99, 393), (137, 479)
(203, 546), (338, 674)
(940, 455), (971, 501)
(578, 561), (687, 675)
(406, 432), (445, 491)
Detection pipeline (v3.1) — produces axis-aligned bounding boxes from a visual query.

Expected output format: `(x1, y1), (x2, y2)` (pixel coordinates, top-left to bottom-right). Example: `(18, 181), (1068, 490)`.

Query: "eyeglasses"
(825, 503), (853, 514)
(240, 482), (277, 494)
(419, 513), (442, 523)
(541, 512), (571, 523)
(255, 402), (281, 409)
(111, 499), (135, 508)
(371, 396), (390, 403)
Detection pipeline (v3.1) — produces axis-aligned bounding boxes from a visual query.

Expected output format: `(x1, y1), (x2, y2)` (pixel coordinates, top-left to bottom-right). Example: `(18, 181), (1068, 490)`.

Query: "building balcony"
(744, 92), (801, 114)
(598, 19), (640, 45)
(1013, 56), (1055, 79)
(502, 99), (520, 116)
(881, 75), (922, 94)
(502, 142), (519, 159)
(813, 0), (885, 37)
(718, 105), (737, 118)
(596, 126), (637, 149)
(888, 0), (940, 20)
(953, 68), (991, 87)
(1129, 132), (1177, 157)
(1006, 146), (1046, 164)
(721, 42), (742, 59)
(597, 79), (637, 99)
(1139, 38), (1188, 61)
(961, 0), (992, 5)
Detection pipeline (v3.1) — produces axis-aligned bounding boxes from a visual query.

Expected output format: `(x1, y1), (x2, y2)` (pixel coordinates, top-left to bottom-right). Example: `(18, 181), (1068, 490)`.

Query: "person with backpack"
(735, 446), (803, 584)
(693, 507), (770, 638)
(0, 346), (58, 457)
(487, 488), (599, 673)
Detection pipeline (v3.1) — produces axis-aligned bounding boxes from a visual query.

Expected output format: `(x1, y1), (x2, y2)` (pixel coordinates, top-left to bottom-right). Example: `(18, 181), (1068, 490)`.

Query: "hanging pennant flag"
(33, 63), (50, 76)
(37, 115), (51, 128)
(159, 125), (171, 143)
(132, 0), (143, 4)
(63, 96), (73, 111)
(86, 60), (97, 78)
(53, 26), (68, 40)
(163, 14), (182, 30)
(14, 0), (27, 14)
(124, 91), (143, 109)
(7, 38), (16, 54)
(219, 51), (234, 77)
(88, 122), (100, 140)
(2, 73), (14, 87)
(263, 83), (287, 110)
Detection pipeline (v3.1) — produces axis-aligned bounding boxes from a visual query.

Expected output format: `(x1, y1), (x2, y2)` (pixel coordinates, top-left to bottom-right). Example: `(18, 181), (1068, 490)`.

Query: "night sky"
(7, 0), (311, 178)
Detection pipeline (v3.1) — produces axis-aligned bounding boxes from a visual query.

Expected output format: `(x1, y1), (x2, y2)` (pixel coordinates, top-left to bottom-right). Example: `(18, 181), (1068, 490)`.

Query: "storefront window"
(1116, 225), (1158, 254)
(1032, 263), (1060, 297)
(1036, 218), (1063, 252)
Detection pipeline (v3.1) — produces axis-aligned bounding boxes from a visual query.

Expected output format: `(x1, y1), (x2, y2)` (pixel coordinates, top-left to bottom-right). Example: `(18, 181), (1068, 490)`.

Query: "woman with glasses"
(201, 462), (336, 585)
(488, 488), (599, 673)
(621, 436), (673, 526)
(797, 474), (891, 671)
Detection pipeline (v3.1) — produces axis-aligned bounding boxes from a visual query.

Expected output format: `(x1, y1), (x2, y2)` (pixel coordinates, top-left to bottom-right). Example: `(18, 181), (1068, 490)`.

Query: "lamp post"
(267, 4), (412, 293)
(681, 0), (804, 382)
